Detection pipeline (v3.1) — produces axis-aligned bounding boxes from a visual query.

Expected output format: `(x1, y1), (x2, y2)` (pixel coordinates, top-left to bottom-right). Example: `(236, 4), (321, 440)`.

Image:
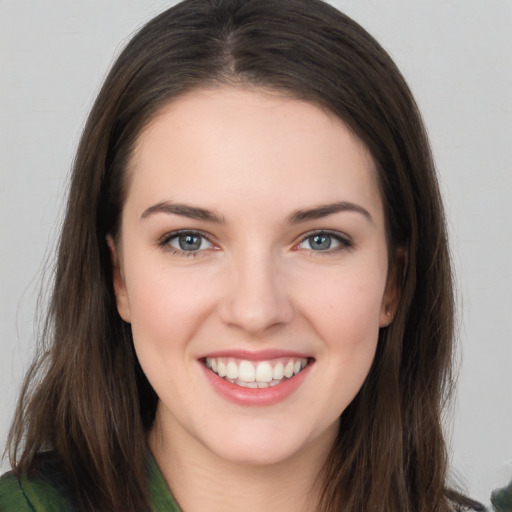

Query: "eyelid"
(158, 229), (217, 255)
(157, 228), (352, 257)
(293, 229), (353, 253)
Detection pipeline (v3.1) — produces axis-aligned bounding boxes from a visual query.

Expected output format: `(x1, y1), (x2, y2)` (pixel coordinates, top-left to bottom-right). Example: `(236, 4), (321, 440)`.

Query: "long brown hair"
(7, 0), (475, 510)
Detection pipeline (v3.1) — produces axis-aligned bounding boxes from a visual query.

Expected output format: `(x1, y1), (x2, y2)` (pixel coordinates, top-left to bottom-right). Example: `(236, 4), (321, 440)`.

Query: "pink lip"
(199, 348), (311, 361)
(200, 359), (313, 407)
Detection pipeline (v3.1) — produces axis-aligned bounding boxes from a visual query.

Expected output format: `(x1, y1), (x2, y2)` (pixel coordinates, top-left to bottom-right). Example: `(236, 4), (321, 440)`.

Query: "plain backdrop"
(1, 0), (511, 506)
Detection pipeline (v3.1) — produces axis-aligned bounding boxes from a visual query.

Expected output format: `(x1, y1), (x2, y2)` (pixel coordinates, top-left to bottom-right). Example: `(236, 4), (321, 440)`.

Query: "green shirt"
(0, 452), (181, 511)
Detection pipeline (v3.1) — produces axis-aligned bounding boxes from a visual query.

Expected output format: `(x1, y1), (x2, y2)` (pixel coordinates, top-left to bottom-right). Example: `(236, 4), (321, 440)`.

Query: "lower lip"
(201, 362), (312, 406)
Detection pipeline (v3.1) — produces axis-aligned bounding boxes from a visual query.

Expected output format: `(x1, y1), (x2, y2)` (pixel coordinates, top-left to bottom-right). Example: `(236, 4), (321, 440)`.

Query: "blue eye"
(308, 233), (333, 250)
(297, 231), (351, 252)
(163, 231), (213, 253)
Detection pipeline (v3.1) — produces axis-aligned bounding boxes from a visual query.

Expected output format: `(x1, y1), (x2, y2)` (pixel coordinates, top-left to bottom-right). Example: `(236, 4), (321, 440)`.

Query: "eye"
(160, 231), (213, 253)
(296, 231), (351, 253)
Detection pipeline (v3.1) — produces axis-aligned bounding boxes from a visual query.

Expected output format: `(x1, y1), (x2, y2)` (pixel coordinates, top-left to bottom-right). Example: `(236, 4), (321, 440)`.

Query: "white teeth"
(226, 361), (238, 379)
(238, 360), (256, 383)
(256, 362), (273, 383)
(217, 360), (227, 377)
(205, 356), (310, 388)
(272, 362), (284, 380)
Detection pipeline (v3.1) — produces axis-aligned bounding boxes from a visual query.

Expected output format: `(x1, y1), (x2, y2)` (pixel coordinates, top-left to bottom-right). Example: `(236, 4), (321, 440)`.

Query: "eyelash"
(158, 230), (215, 258)
(294, 230), (353, 255)
(157, 229), (353, 257)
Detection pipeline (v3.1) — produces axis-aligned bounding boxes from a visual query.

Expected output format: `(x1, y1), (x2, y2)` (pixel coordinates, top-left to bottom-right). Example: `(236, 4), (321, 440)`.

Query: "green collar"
(0, 450), (182, 511)
(147, 451), (183, 511)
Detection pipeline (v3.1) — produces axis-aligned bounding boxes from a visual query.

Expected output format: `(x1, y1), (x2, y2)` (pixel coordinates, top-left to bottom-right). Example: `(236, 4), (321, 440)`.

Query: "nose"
(219, 249), (294, 336)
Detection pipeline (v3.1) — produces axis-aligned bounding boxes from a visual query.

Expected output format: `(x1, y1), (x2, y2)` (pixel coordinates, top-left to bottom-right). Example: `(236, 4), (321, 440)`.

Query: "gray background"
(1, 0), (511, 506)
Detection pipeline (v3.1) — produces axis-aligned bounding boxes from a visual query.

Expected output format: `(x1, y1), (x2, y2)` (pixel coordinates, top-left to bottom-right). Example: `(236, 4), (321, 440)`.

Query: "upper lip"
(198, 348), (312, 361)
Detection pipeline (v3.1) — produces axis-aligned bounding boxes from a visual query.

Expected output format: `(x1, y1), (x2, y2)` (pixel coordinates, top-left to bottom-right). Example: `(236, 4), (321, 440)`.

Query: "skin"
(110, 86), (398, 512)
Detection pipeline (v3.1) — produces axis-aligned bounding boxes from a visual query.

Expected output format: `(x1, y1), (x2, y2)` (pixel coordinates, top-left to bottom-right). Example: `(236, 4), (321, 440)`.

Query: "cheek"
(300, 269), (384, 414)
(298, 266), (386, 342)
(124, 264), (218, 403)
(124, 261), (217, 351)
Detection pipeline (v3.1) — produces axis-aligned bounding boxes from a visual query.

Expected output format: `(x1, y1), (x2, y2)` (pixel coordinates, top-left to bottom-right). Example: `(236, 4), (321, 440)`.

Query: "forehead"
(125, 86), (383, 221)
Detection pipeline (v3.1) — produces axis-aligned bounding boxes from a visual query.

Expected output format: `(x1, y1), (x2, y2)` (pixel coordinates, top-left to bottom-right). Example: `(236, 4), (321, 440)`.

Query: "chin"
(208, 438), (304, 467)
(199, 419), (336, 468)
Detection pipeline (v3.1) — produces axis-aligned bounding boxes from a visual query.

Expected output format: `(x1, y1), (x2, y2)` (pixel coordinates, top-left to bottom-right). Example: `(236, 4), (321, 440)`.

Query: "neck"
(148, 409), (336, 512)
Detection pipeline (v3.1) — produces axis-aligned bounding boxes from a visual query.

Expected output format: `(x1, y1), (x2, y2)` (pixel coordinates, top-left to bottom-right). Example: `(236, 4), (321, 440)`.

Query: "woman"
(0, 0), (486, 511)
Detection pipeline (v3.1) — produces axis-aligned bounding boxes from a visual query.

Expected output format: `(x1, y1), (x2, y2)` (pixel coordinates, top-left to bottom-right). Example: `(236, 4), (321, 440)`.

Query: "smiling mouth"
(203, 357), (310, 388)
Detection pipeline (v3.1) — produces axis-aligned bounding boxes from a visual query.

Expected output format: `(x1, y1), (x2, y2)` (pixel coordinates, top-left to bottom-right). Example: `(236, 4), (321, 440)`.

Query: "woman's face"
(111, 86), (395, 466)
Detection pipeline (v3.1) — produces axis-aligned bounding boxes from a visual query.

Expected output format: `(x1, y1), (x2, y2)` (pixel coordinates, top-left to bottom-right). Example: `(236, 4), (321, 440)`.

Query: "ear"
(379, 247), (407, 327)
(106, 235), (131, 323)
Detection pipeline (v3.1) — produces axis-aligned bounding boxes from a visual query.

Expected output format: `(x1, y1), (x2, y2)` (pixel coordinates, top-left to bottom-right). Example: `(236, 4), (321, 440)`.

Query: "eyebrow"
(287, 201), (373, 224)
(141, 200), (372, 225)
(140, 201), (225, 224)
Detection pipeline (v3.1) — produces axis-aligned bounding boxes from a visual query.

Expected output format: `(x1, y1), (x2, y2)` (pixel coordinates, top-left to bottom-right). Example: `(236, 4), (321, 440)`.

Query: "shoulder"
(0, 471), (31, 511)
(0, 454), (76, 512)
